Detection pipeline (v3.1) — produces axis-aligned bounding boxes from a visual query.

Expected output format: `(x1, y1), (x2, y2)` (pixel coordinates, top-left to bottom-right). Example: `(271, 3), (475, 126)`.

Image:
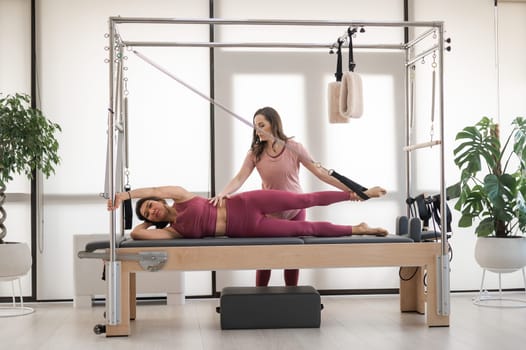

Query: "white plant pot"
(0, 242), (32, 280)
(474, 236), (526, 273)
(0, 242), (34, 317)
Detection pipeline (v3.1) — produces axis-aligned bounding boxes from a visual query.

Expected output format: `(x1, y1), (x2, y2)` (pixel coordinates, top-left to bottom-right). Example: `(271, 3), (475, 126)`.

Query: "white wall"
(1, 0), (525, 300)
(0, 0), (33, 297)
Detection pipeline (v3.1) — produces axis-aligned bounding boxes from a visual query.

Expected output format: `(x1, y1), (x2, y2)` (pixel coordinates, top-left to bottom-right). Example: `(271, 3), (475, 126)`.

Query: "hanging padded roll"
(339, 71), (363, 118)
(328, 39), (347, 124)
(218, 286), (322, 329)
(328, 81), (348, 123)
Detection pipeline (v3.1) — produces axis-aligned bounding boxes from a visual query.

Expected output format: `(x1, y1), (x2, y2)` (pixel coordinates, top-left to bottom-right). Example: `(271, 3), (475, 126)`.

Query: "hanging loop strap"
(123, 184), (133, 230)
(347, 27), (357, 72)
(335, 39), (343, 82)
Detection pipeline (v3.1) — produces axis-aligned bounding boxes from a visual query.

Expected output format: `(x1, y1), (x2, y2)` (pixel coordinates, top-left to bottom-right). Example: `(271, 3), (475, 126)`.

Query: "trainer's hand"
(209, 194), (230, 207)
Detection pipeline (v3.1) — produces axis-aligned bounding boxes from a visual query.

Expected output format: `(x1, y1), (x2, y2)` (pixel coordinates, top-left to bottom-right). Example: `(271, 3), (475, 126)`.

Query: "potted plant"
(0, 93), (60, 315)
(448, 116), (526, 272)
(0, 92), (61, 244)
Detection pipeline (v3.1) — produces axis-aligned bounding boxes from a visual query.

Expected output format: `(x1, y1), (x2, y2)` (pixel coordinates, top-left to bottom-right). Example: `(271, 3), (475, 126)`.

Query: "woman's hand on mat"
(209, 194), (230, 207)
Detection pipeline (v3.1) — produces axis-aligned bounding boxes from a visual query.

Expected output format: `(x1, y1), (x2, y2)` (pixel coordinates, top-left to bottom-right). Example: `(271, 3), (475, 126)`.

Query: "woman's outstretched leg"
(243, 217), (387, 238)
(226, 189), (388, 238)
(238, 190), (351, 215)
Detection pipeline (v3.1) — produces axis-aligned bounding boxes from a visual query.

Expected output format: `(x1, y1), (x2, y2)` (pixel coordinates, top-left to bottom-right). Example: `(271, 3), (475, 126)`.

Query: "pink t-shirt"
(241, 139), (313, 219)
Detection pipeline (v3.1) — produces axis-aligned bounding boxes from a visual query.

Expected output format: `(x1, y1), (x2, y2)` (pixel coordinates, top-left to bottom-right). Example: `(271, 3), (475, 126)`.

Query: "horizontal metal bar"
(406, 44), (439, 66)
(78, 250), (168, 271)
(404, 28), (437, 49)
(110, 17), (444, 29)
(78, 250), (164, 261)
(122, 40), (404, 50)
(403, 140), (441, 152)
(5, 193), (105, 202)
(5, 192), (209, 202)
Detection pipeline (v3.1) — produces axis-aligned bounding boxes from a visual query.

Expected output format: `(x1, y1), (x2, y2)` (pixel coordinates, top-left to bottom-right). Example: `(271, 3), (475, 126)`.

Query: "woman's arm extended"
(210, 152), (255, 207)
(130, 221), (183, 240)
(108, 185), (194, 210)
(301, 156), (387, 200)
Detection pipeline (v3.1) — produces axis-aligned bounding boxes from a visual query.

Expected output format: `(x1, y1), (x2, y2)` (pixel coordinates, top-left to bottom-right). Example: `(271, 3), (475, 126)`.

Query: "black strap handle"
(347, 28), (357, 72)
(335, 39), (343, 82)
(124, 185), (133, 229)
(328, 169), (369, 200)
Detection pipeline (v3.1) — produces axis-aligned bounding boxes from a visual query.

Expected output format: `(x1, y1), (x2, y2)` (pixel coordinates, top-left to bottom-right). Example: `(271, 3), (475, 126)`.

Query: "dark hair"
(135, 196), (169, 229)
(251, 107), (291, 162)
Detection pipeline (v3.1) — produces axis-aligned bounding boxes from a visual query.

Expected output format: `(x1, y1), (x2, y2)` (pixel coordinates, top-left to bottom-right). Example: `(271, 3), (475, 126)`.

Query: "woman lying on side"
(107, 186), (388, 240)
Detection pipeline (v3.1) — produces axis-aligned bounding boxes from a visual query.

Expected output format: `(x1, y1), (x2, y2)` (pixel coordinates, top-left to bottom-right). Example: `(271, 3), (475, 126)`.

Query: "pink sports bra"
(170, 196), (217, 238)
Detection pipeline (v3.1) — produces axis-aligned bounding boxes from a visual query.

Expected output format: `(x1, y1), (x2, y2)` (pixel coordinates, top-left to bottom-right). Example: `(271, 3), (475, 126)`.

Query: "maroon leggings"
(225, 190), (353, 237)
(227, 190), (353, 286)
(256, 209), (306, 287)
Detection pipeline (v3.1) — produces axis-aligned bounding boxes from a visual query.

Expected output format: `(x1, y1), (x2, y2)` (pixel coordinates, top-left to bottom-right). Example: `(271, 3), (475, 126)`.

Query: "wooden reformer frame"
(97, 241), (447, 336)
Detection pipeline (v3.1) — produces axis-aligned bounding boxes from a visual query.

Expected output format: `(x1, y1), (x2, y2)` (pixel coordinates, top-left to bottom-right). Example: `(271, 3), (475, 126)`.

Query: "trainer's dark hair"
(135, 197), (169, 229)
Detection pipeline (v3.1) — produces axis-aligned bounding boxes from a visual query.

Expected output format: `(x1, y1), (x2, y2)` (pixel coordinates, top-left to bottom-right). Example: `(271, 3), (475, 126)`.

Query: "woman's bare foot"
(349, 186), (387, 201)
(352, 222), (388, 236)
(364, 186), (387, 198)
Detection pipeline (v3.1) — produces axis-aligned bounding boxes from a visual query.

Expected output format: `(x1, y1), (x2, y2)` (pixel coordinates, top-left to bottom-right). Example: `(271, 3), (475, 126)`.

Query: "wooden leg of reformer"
(129, 272), (136, 320)
(399, 266), (425, 314)
(105, 265), (131, 337)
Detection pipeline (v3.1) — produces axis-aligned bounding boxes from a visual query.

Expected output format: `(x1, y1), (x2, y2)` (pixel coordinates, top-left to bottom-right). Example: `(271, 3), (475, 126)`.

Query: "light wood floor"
(2, 292), (525, 350)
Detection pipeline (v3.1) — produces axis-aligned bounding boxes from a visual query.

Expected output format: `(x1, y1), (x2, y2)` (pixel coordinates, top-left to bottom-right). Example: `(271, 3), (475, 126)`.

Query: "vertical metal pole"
(404, 48), (411, 217)
(106, 18), (121, 326)
(115, 44), (125, 234)
(494, 1), (501, 123)
(124, 97), (129, 182)
(30, 0), (38, 302)
(209, 0), (218, 296)
(437, 22), (450, 316)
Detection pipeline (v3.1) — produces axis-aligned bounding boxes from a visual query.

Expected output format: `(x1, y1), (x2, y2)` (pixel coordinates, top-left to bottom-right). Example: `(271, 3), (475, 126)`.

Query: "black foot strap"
(328, 170), (369, 200)
(124, 185), (133, 229)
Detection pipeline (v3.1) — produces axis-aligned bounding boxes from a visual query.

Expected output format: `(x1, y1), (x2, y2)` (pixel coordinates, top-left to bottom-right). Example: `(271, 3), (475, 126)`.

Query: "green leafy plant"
(0, 93), (61, 243)
(448, 116), (526, 237)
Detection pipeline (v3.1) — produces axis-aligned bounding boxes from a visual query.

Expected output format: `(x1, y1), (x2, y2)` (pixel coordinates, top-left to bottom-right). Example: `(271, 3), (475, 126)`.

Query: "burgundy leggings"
(256, 209), (306, 287)
(226, 189), (353, 238)
(226, 190), (353, 286)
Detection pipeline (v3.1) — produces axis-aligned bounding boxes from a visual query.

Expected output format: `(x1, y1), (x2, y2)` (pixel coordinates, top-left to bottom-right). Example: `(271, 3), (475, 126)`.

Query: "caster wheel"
(93, 324), (106, 335)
